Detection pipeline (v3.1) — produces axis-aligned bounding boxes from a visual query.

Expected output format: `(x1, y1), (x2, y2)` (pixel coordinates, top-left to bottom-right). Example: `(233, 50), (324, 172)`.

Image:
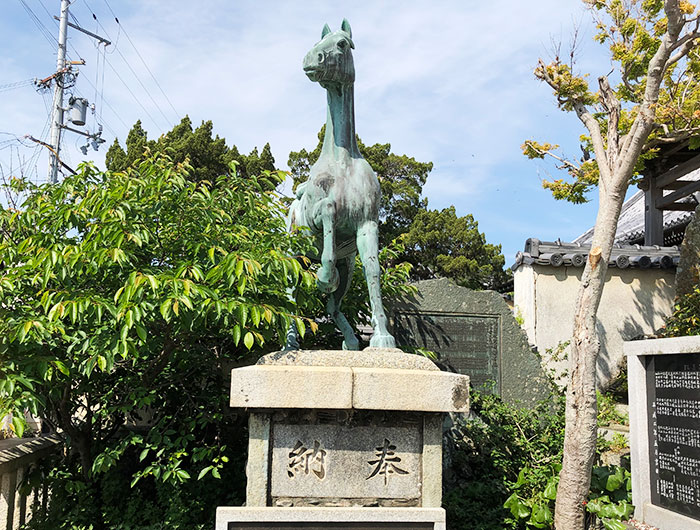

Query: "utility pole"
(48, 0), (70, 184)
(42, 1), (110, 184)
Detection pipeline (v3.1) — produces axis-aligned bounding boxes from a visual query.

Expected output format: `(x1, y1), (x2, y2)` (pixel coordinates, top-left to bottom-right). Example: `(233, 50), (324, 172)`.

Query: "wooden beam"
(659, 202), (697, 211)
(661, 179), (696, 190)
(655, 153), (700, 188)
(656, 179), (700, 209)
(645, 177), (664, 245)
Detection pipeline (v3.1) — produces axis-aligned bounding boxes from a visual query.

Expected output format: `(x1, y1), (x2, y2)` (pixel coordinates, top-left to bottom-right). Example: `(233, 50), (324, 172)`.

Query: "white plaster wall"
(513, 266), (536, 346)
(514, 263), (676, 387)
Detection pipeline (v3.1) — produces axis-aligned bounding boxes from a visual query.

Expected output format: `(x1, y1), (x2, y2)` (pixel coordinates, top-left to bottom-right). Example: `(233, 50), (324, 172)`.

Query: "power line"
(101, 0), (179, 120)
(73, 5), (171, 130)
(102, 55), (163, 132)
(77, 72), (129, 130)
(93, 25), (172, 128)
(18, 0), (58, 49)
(0, 79), (35, 92)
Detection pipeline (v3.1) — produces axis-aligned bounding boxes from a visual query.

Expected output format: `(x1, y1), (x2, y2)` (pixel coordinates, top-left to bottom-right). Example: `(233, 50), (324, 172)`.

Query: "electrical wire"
(77, 73), (129, 130)
(102, 0), (179, 120)
(102, 56), (162, 132)
(77, 3), (172, 129)
(0, 79), (35, 92)
(68, 5), (169, 131)
(18, 0), (58, 49)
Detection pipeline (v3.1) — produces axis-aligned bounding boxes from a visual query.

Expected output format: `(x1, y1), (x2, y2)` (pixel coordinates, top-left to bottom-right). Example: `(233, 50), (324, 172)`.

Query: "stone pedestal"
(215, 349), (469, 529)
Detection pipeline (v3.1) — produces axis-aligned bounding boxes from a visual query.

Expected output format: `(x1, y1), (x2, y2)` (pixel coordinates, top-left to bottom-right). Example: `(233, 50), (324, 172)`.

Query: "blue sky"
(1, 0), (621, 264)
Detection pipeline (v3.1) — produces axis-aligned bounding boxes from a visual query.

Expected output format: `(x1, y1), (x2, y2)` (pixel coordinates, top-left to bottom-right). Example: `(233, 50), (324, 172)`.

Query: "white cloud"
(1, 0), (615, 260)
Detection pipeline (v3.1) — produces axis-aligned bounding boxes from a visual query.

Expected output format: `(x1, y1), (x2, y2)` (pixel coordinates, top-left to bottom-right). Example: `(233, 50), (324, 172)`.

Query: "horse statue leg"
(327, 253), (360, 350)
(313, 197), (340, 293)
(356, 220), (396, 348)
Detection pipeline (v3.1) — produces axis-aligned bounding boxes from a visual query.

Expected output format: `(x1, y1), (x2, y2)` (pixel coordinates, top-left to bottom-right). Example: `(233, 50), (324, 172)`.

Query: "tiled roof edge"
(511, 238), (680, 271)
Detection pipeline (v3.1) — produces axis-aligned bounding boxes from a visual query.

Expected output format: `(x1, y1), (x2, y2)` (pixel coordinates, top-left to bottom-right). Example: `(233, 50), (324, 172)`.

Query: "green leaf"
(236, 305), (248, 328)
(601, 518), (627, 530)
(160, 299), (172, 320)
(605, 467), (625, 492)
(53, 360), (70, 376)
(244, 331), (254, 350)
(139, 448), (150, 462)
(11, 415), (25, 438)
(197, 466), (212, 480)
(544, 477), (558, 500)
(136, 324), (147, 342)
(504, 493), (531, 520)
(232, 325), (241, 346)
(15, 374), (35, 391)
(18, 321), (32, 343)
(689, 135), (700, 150)
(295, 317), (306, 338)
(250, 305), (261, 327)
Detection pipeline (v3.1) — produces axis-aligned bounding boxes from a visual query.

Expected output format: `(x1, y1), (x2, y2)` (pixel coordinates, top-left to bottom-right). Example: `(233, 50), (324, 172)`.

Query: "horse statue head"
(303, 19), (355, 88)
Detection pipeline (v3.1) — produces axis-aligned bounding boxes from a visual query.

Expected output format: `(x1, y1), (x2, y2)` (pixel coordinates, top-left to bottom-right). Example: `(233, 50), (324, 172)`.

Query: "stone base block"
(641, 502), (700, 530)
(215, 507), (446, 530)
(230, 350), (470, 413)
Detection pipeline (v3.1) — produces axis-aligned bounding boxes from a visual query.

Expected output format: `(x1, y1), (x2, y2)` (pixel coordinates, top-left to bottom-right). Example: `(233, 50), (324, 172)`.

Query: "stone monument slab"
(391, 278), (549, 406)
(626, 337), (700, 530)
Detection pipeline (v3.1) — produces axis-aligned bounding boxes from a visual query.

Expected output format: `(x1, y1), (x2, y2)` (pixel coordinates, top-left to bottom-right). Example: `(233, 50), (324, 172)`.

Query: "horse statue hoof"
(369, 333), (396, 349)
(342, 337), (360, 351)
(316, 265), (340, 293)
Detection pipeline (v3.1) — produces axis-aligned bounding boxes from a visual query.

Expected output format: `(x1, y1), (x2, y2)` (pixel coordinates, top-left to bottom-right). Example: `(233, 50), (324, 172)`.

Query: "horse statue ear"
(321, 23), (332, 39)
(341, 19), (352, 38)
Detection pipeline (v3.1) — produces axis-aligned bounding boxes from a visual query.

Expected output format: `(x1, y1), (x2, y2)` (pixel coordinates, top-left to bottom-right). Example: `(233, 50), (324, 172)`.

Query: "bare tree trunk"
(554, 189), (625, 528)
(550, 5), (692, 525)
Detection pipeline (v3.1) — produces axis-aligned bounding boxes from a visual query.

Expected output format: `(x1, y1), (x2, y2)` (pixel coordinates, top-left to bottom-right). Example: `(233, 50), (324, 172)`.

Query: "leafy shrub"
(596, 391), (628, 427)
(444, 389), (566, 530)
(659, 285), (700, 337)
(445, 389), (633, 530)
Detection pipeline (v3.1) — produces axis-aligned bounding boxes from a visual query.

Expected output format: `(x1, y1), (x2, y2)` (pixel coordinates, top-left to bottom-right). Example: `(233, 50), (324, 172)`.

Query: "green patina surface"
(287, 20), (394, 350)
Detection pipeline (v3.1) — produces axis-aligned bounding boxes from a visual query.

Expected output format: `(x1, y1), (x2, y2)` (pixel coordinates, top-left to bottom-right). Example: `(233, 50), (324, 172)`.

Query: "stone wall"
(514, 263), (676, 387)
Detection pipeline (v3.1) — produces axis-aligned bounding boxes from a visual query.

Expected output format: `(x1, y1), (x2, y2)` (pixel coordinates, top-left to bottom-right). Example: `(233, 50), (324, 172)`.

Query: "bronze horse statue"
(286, 19), (396, 350)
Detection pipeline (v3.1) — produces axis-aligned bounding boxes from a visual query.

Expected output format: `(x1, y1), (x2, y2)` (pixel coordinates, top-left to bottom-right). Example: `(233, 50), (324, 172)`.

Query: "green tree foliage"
(522, 0), (700, 203)
(0, 154), (315, 527)
(288, 126), (432, 247)
(401, 206), (510, 290)
(105, 117), (276, 184)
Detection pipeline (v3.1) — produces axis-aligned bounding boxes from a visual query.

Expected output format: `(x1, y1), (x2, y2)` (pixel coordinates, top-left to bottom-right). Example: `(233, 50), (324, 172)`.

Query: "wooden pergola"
(639, 140), (700, 245)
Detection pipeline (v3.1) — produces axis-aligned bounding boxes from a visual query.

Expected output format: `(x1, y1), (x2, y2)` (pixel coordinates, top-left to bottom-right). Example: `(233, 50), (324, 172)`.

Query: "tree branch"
(666, 31), (700, 69)
(523, 141), (582, 173)
(598, 76), (621, 167)
(572, 102), (611, 192)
